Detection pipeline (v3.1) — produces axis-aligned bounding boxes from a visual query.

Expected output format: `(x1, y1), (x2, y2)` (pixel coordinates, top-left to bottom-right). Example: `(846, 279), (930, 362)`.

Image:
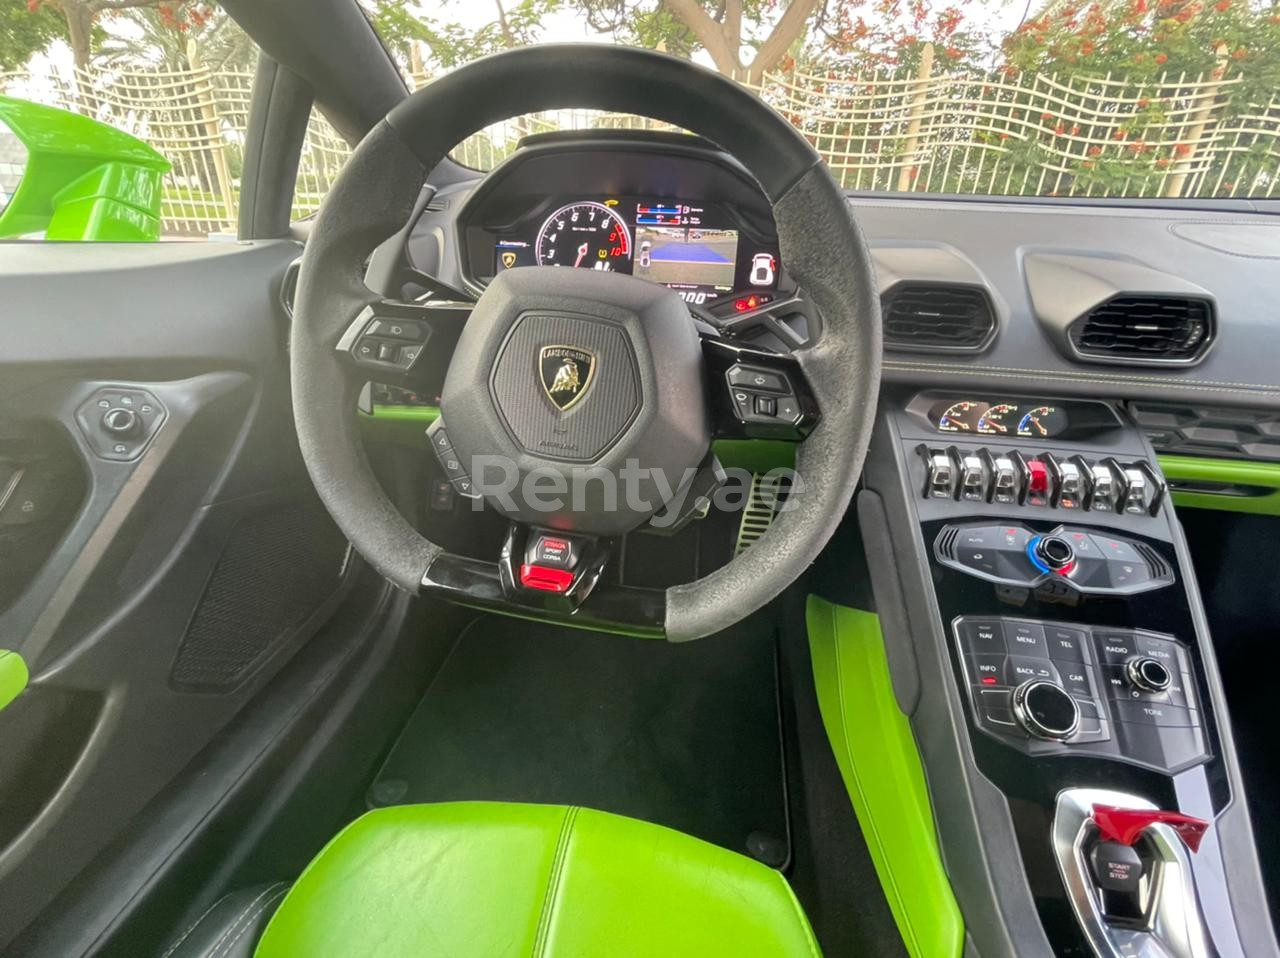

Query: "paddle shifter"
(1053, 788), (1213, 958)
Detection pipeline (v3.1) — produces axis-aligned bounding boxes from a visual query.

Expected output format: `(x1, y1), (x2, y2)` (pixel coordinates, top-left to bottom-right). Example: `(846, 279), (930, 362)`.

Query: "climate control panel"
(935, 522), (1174, 595)
(952, 616), (1207, 772)
(918, 446), (1164, 517)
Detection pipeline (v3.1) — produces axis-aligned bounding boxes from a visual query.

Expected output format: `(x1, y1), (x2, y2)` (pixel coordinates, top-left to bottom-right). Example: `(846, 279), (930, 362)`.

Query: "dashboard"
(492, 196), (780, 305)
(405, 129), (1280, 417)
(442, 131), (793, 312)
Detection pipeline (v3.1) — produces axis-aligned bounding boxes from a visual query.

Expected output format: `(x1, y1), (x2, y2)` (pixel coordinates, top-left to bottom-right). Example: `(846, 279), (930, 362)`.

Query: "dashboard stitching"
(885, 362), (1280, 399)
(885, 360), (1280, 393)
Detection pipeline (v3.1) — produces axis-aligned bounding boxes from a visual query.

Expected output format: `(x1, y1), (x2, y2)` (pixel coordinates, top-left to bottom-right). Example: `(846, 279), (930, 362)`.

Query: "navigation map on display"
(632, 226), (738, 289)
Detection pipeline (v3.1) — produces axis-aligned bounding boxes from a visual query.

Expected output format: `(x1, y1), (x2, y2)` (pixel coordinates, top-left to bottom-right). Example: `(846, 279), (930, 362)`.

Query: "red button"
(519, 564), (575, 593)
(1027, 460), (1049, 495)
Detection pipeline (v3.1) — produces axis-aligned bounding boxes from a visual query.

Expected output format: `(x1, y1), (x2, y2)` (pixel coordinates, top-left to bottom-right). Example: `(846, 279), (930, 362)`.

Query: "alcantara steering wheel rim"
(290, 44), (881, 641)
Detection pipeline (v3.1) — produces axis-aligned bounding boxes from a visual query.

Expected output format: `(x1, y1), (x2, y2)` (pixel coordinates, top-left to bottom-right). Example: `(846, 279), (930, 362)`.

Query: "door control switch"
(1122, 466), (1150, 515)
(1056, 459), (1085, 510)
(1087, 462), (1118, 512)
(959, 453), (986, 502)
(987, 453), (1020, 504)
(920, 447), (956, 500)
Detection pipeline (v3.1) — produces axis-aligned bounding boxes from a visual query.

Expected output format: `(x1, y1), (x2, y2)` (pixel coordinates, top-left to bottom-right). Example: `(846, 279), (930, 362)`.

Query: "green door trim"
(0, 649), (29, 713)
(1159, 454), (1280, 516)
(806, 595), (963, 958)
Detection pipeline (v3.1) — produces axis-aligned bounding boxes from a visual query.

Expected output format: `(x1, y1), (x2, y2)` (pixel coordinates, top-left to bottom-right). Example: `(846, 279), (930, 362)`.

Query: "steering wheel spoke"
(701, 336), (820, 441)
(335, 299), (471, 395)
(421, 523), (666, 636)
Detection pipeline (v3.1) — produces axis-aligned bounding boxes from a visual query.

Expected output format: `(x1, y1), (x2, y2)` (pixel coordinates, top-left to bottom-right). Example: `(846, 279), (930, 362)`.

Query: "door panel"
(0, 239), (349, 948)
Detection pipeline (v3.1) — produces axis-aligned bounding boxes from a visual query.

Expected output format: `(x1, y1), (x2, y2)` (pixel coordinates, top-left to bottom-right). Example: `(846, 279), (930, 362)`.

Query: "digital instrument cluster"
(929, 399), (1071, 438)
(492, 196), (781, 305)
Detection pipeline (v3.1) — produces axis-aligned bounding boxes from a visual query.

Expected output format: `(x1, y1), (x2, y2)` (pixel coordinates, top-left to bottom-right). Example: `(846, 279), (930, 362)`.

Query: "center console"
(857, 391), (1277, 958)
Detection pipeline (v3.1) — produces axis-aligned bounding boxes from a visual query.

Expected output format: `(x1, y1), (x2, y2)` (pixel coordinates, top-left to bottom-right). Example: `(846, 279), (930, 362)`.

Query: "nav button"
(958, 620), (1005, 654)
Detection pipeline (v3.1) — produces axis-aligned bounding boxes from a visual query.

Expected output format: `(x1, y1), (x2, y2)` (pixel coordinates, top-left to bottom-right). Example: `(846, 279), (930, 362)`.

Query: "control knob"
(102, 407), (141, 439)
(1125, 657), (1172, 694)
(1029, 534), (1076, 574)
(1012, 680), (1080, 741)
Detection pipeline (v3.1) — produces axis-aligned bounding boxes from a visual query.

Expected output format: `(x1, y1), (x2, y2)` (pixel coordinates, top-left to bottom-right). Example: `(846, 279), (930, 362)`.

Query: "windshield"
(371, 0), (1279, 199)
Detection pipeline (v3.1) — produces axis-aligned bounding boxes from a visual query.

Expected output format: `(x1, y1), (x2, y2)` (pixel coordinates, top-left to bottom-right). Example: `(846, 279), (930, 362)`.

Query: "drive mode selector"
(1126, 657), (1173, 694)
(1012, 680), (1081, 741)
(1029, 534), (1076, 574)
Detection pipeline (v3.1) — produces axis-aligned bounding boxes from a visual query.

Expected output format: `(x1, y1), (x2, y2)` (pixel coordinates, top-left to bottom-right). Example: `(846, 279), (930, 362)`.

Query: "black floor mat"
(368, 613), (790, 862)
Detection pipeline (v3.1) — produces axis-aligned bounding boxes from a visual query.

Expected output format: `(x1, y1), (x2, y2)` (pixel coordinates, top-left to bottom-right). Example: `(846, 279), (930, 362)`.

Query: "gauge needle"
(574, 243), (589, 267)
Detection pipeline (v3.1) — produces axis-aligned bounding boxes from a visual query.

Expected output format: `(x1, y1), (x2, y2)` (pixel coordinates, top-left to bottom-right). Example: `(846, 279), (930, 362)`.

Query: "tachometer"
(536, 201), (631, 270)
(977, 403), (1018, 434)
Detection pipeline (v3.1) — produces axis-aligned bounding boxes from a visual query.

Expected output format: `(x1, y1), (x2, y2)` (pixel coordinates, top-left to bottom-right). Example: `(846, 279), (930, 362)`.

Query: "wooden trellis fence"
(3, 48), (1276, 237)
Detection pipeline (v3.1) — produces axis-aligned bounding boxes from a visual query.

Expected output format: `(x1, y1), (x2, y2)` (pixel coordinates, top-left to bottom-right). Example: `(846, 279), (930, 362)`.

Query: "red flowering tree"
(1002, 0), (1280, 86)
(806, 0), (989, 74)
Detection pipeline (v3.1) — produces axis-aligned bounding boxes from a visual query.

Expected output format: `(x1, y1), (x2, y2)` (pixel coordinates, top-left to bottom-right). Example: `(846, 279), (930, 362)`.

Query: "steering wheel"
(291, 45), (880, 641)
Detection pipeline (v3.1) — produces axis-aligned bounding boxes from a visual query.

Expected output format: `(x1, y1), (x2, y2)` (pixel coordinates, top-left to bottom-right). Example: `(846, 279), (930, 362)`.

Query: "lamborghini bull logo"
(539, 345), (596, 412)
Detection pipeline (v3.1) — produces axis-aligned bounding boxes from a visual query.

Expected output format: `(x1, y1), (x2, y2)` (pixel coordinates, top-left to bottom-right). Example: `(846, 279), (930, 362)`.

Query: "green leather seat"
(254, 802), (820, 957)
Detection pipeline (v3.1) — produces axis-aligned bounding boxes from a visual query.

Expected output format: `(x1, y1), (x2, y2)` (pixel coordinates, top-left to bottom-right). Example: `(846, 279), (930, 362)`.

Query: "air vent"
(1069, 296), (1213, 365)
(882, 283), (996, 353)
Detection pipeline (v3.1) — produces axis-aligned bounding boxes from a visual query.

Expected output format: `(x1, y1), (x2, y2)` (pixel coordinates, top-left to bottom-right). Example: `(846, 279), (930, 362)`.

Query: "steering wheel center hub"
(490, 310), (641, 462)
(441, 267), (710, 537)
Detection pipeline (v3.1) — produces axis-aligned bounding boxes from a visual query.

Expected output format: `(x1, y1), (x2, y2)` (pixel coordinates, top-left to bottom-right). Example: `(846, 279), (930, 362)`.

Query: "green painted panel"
(806, 595), (963, 958)
(0, 649), (29, 713)
(0, 95), (168, 241)
(1159, 455), (1280, 517)
(711, 439), (795, 473)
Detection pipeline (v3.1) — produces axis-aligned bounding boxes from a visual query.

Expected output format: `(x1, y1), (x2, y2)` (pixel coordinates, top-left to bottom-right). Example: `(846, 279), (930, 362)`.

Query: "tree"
(30, 0), (192, 71)
(1002, 0), (1280, 86)
(367, 0), (563, 76)
(578, 0), (822, 82)
(96, 4), (254, 71)
(1, 1), (65, 71)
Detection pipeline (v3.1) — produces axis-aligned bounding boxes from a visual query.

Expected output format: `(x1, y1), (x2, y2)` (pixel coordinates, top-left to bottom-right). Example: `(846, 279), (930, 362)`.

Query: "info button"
(1003, 621), (1049, 658)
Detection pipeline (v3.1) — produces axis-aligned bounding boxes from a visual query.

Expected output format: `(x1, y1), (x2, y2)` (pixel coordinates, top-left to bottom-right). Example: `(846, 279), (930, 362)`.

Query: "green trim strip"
(0, 650), (29, 713)
(1158, 455), (1280, 517)
(806, 595), (963, 958)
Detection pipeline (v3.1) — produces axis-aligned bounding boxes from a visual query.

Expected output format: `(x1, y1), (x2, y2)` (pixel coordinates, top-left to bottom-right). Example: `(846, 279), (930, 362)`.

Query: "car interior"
(2, 1), (1279, 956)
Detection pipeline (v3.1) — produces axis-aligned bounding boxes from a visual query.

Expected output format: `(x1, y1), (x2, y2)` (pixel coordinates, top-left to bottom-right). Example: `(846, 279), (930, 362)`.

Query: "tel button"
(1046, 626), (1089, 663)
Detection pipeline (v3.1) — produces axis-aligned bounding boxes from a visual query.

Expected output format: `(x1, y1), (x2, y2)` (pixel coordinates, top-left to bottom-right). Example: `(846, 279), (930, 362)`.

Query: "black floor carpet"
(368, 612), (790, 862)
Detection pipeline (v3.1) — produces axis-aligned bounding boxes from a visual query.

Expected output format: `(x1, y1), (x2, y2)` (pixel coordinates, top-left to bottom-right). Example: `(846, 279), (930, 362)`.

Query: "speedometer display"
(536, 201), (630, 270)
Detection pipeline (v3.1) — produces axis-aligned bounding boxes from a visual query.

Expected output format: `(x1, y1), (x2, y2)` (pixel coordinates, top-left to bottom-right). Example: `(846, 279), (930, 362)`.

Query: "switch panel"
(952, 617), (1208, 772)
(935, 522), (1174, 595)
(74, 386), (167, 462)
(915, 445), (1165, 517)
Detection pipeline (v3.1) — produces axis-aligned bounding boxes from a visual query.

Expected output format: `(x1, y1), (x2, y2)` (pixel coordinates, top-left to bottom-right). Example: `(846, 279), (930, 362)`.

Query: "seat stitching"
(160, 898), (229, 958)
(201, 883), (286, 958)
(532, 806), (579, 958)
(212, 883), (290, 958)
(781, 880), (822, 958)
